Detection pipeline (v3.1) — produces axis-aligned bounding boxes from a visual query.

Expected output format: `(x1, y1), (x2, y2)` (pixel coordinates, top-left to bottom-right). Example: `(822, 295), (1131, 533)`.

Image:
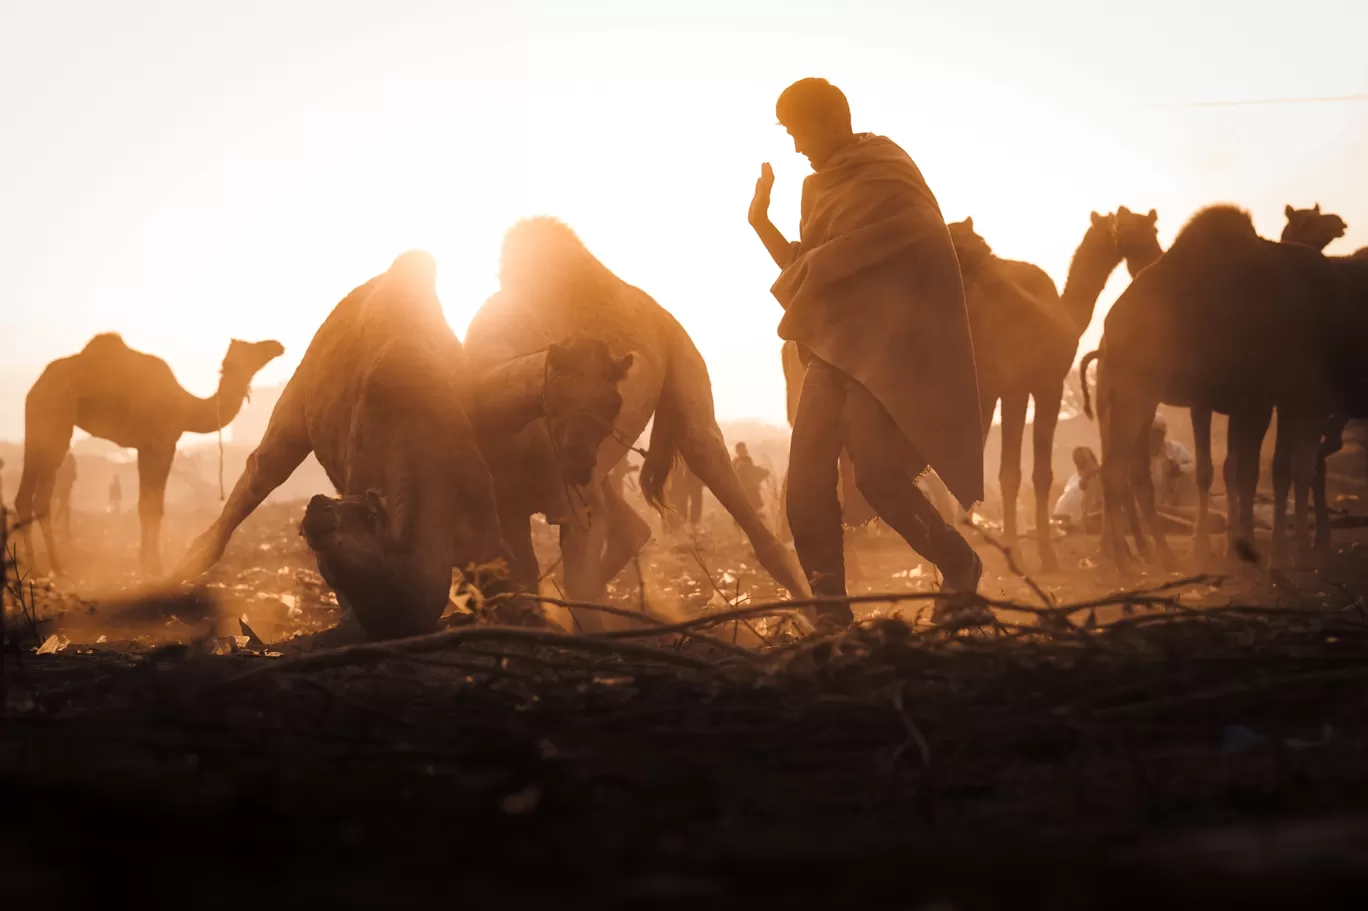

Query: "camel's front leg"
(136, 444), (176, 576)
(1190, 405), (1215, 568)
(14, 429), (73, 578)
(597, 475), (652, 590)
(1269, 410), (1294, 569)
(170, 413), (311, 582)
(558, 490), (612, 630)
(1031, 383), (1063, 573)
(998, 392), (1028, 558)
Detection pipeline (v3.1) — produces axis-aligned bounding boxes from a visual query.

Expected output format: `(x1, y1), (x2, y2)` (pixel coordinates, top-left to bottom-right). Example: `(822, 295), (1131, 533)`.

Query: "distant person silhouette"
(748, 78), (984, 625)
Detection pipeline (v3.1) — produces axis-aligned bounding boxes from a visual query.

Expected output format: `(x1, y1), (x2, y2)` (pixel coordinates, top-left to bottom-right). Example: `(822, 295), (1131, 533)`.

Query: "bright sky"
(3, 0), (1366, 442)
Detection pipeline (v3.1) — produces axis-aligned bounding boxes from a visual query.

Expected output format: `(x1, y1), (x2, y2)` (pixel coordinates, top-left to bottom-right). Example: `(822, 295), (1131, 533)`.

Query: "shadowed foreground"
(5, 505), (1368, 906)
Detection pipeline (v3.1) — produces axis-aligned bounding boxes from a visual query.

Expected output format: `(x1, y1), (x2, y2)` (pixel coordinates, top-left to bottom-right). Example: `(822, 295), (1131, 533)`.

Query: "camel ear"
(612, 352), (634, 382)
(1285, 204), (1296, 218)
(1117, 206), (1131, 217)
(1146, 209), (1157, 225)
(963, 216), (974, 231)
(1313, 203), (1321, 214)
(1090, 211), (1106, 227)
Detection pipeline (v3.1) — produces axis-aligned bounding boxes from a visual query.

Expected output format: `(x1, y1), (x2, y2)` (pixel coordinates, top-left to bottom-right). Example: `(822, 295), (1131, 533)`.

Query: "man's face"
(785, 119), (839, 169)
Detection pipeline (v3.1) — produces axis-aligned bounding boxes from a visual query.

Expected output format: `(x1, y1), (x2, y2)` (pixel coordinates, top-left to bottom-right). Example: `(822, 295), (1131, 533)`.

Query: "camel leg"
(661, 337), (809, 599)
(1313, 416), (1347, 554)
(559, 500), (611, 630)
(1290, 416), (1320, 562)
(597, 476), (652, 589)
(1269, 410), (1294, 569)
(15, 430), (73, 578)
(676, 428), (809, 598)
(1031, 383), (1063, 573)
(499, 507), (541, 591)
(171, 409), (311, 581)
(1127, 437), (1177, 571)
(136, 444), (176, 576)
(1098, 380), (1156, 579)
(1190, 405), (1215, 568)
(998, 392), (1027, 557)
(1229, 405), (1273, 560)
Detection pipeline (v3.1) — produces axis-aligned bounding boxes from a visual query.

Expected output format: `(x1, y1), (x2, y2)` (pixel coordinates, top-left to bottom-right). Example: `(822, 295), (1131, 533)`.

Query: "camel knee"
(1031, 463), (1052, 496)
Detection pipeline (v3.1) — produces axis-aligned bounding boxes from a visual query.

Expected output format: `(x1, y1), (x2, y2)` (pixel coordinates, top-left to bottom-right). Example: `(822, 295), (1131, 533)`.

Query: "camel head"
(1281, 203), (1348, 251)
(222, 338), (286, 383)
(947, 217), (994, 278)
(1113, 206), (1160, 262)
(299, 490), (448, 640)
(543, 337), (634, 487)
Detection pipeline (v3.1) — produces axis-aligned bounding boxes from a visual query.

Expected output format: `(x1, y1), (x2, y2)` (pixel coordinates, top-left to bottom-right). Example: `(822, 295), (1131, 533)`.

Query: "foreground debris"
(4, 575), (1368, 906)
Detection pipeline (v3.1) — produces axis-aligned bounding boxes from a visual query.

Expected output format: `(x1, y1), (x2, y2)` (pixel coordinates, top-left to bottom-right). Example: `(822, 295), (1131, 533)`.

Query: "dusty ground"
(4, 493), (1368, 907)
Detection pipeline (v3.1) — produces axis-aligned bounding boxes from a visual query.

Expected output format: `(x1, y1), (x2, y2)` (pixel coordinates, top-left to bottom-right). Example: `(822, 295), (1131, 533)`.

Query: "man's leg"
(786, 360), (851, 624)
(839, 374), (979, 584)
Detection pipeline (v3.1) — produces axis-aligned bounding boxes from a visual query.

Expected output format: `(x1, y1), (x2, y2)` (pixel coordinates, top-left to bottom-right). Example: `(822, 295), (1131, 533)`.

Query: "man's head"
(1072, 446), (1099, 474)
(776, 78), (855, 168)
(735, 442), (749, 458)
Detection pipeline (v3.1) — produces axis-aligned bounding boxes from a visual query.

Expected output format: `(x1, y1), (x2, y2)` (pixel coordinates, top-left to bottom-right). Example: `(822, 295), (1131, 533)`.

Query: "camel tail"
(638, 407), (680, 512)
(1079, 349), (1100, 420)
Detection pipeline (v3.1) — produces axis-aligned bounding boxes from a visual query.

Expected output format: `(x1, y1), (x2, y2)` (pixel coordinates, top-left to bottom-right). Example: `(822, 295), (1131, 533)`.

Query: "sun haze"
(2, 0), (1366, 441)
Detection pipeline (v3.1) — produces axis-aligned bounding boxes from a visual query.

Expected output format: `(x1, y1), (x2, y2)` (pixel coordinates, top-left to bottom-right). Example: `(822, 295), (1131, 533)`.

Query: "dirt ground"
(5, 489), (1368, 907)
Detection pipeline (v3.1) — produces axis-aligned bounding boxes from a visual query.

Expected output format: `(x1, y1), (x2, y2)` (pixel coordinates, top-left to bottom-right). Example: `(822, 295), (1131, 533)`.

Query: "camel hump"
(388, 250), (437, 290)
(1172, 205), (1258, 248)
(498, 216), (608, 294)
(82, 332), (129, 356)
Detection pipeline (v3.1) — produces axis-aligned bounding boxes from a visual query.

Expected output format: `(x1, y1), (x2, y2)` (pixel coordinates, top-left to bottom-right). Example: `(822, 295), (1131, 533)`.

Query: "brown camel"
(173, 251), (631, 640)
(16, 333), (284, 577)
(464, 217), (810, 627)
(1263, 204), (1368, 562)
(1083, 205), (1362, 576)
(945, 212), (1123, 571)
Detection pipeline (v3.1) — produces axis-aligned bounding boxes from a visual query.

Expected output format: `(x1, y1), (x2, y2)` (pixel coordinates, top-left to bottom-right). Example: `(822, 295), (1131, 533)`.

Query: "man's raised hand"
(748, 162), (775, 226)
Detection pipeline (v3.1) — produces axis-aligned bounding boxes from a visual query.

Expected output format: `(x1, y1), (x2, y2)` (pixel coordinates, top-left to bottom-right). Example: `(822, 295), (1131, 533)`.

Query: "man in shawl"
(748, 78), (985, 626)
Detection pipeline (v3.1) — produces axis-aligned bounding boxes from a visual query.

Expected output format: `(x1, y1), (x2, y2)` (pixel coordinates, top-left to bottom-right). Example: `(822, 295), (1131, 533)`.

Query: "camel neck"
(470, 350), (550, 437)
(1060, 235), (1122, 337)
(181, 370), (254, 434)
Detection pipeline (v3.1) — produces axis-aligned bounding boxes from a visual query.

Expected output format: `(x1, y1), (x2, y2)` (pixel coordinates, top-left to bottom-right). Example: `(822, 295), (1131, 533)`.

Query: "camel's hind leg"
(1313, 416), (1348, 554)
(171, 401), (311, 581)
(676, 427), (810, 598)
(660, 336), (809, 599)
(1190, 405), (1215, 568)
(998, 391), (1027, 558)
(1031, 382), (1063, 573)
(1098, 378), (1156, 579)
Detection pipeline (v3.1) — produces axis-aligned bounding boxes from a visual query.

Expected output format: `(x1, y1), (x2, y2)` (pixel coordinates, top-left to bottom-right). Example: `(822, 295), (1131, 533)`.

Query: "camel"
(944, 212), (1123, 571)
(1260, 204), (1368, 562)
(172, 251), (632, 640)
(16, 333), (284, 576)
(1082, 205), (1362, 576)
(463, 217), (810, 628)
